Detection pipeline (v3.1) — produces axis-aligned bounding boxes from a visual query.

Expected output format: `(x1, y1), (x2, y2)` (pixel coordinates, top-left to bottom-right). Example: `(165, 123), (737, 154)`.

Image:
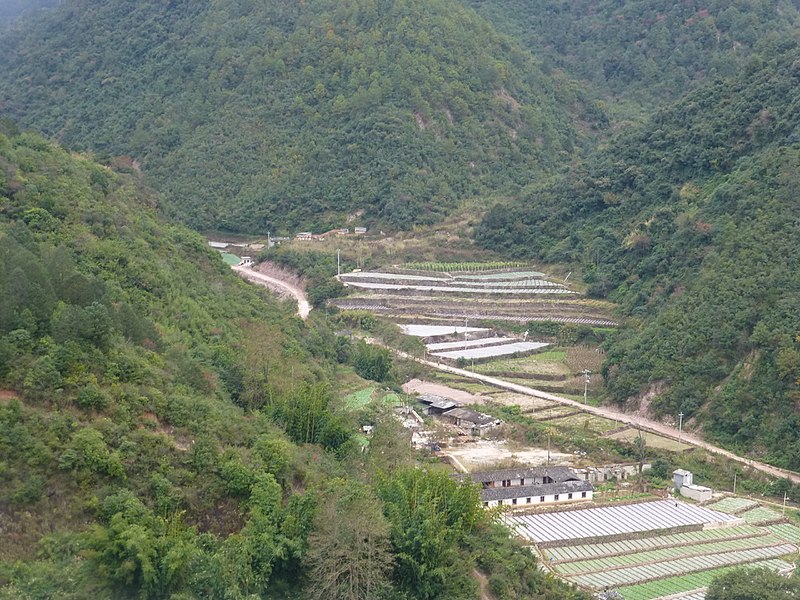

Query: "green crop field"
(571, 543), (795, 588)
(769, 523), (800, 544)
(531, 405), (583, 420)
(220, 252), (241, 265)
(343, 386), (376, 409)
(617, 559), (793, 600)
(555, 536), (784, 576)
(399, 261), (528, 272)
(706, 497), (759, 514)
(532, 498), (797, 599)
(607, 429), (693, 452)
(469, 351), (570, 374)
(381, 393), (404, 407)
(741, 506), (784, 524)
(546, 413), (619, 432)
(545, 526), (763, 563)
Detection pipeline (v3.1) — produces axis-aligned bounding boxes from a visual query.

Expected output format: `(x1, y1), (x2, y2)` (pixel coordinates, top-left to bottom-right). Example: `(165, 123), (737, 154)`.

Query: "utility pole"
(678, 412), (684, 442)
(267, 231), (271, 247)
(547, 431), (551, 466)
(583, 369), (592, 404)
(733, 472), (737, 495)
(784, 492), (788, 516)
(336, 248), (340, 276)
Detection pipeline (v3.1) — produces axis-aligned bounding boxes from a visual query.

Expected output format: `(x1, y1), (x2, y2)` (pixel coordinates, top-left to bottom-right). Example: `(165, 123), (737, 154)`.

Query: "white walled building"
(673, 468), (713, 502)
(460, 466), (594, 509)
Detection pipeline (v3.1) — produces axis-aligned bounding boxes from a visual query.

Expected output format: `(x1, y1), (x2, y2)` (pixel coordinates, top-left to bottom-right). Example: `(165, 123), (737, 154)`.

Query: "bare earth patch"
(0, 389), (19, 403)
(445, 439), (572, 471)
(402, 378), (491, 404)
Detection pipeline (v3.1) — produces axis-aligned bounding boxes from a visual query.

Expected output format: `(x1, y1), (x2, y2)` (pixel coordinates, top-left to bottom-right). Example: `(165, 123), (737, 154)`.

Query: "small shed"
(681, 484), (712, 502)
(442, 407), (501, 435)
(417, 393), (458, 415)
(673, 469), (693, 490)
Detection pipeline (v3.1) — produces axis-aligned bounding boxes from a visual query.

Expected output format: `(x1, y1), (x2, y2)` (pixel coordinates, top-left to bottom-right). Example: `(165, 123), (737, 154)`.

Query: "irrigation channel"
(379, 343), (800, 485)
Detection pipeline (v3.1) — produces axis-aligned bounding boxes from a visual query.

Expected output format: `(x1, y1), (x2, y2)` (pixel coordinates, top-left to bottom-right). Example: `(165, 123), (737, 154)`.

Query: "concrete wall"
(680, 485), (712, 502)
(484, 490), (593, 508)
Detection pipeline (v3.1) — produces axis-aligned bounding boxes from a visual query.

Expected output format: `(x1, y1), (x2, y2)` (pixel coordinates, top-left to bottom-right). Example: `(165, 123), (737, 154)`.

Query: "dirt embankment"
(232, 263), (311, 320)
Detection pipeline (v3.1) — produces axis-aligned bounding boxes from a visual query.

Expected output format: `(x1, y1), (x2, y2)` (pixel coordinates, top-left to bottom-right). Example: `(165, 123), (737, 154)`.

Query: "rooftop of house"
(417, 394), (459, 410)
(480, 479), (594, 502)
(442, 407), (497, 427)
(461, 466), (580, 485)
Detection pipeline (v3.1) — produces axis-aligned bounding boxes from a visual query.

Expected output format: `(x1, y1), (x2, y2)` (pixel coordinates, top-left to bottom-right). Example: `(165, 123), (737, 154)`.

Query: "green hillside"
(0, 0), (58, 24)
(464, 0), (800, 112)
(0, 124), (583, 599)
(0, 0), (597, 233)
(476, 45), (800, 469)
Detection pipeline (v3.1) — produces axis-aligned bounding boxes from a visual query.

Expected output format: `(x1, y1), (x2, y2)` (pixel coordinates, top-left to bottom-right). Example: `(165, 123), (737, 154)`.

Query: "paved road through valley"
(384, 345), (800, 485)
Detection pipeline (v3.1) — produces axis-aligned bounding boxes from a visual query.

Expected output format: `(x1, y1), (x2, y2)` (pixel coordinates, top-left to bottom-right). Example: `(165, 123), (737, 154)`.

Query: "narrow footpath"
(385, 345), (800, 485)
(232, 265), (311, 320)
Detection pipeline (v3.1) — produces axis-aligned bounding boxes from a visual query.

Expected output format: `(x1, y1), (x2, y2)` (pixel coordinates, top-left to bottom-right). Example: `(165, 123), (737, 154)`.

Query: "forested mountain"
(477, 44), (800, 469)
(465, 0), (800, 112)
(0, 0), (600, 233)
(0, 0), (58, 24)
(0, 124), (583, 599)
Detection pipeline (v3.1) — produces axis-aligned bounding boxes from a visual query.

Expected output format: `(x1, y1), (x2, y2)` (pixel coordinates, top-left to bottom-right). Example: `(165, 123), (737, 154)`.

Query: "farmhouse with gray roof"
(459, 466), (594, 508)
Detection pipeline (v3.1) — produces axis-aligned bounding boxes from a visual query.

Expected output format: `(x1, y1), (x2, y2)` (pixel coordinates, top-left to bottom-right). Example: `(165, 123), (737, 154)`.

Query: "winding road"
(385, 345), (800, 485)
(232, 264), (311, 319)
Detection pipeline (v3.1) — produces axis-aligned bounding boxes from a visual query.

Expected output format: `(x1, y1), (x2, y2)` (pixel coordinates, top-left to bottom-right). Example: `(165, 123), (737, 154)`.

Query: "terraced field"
(431, 341), (550, 360)
(502, 499), (797, 600)
(544, 526), (765, 562)
(768, 523), (800, 543)
(333, 295), (617, 325)
(340, 270), (572, 294)
(571, 544), (795, 588)
(617, 560), (794, 600)
(331, 266), (617, 325)
(741, 506), (784, 524)
(705, 497), (759, 514)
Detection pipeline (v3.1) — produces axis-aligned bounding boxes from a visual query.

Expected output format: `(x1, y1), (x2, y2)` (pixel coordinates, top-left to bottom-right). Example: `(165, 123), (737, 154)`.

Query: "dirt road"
(232, 265), (311, 320)
(388, 346), (800, 484)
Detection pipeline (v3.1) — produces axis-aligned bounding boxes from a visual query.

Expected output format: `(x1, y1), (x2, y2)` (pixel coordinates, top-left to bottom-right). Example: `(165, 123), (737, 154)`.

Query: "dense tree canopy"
(465, 0), (800, 111)
(707, 568), (800, 600)
(0, 127), (583, 600)
(477, 44), (800, 468)
(0, 0), (599, 233)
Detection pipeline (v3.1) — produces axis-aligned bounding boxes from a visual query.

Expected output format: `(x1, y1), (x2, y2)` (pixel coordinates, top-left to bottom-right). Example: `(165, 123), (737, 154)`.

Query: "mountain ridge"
(0, 0), (600, 233)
